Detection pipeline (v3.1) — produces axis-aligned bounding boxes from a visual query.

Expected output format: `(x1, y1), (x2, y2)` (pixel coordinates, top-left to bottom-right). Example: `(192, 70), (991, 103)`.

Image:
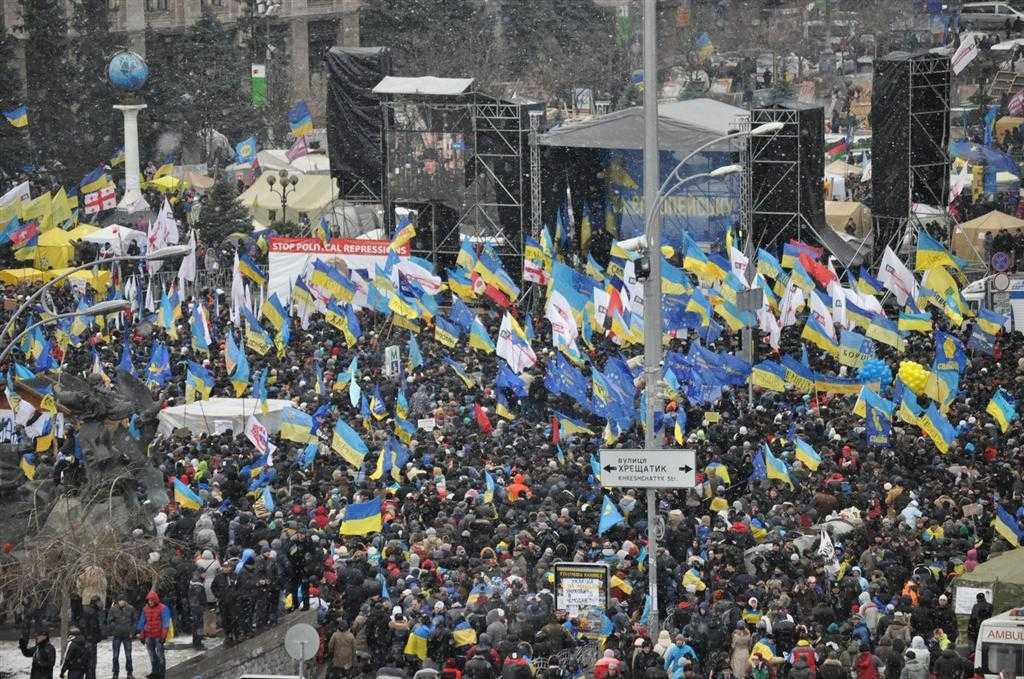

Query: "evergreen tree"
(17, 0), (76, 183)
(195, 180), (251, 245)
(0, 24), (31, 184)
(67, 0), (120, 180)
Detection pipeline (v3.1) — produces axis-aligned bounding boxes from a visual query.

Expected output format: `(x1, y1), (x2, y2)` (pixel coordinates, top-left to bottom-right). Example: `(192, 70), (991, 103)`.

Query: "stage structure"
(747, 102), (826, 251)
(373, 76), (541, 276)
(871, 51), (951, 261)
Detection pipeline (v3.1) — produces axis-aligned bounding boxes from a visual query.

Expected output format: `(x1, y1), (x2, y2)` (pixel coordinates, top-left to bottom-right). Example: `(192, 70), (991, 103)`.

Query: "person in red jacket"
(135, 591), (171, 679)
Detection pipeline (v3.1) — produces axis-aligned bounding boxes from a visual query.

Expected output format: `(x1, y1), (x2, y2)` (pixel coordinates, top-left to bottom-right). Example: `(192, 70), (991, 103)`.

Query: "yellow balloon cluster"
(897, 360), (930, 395)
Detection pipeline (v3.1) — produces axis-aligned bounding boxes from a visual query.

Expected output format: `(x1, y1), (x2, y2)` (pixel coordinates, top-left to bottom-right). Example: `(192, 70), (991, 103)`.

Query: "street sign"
(599, 448), (696, 488)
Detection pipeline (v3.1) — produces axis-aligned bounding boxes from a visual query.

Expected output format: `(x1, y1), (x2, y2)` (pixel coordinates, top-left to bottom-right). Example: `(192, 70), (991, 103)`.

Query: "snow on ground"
(0, 636), (222, 678)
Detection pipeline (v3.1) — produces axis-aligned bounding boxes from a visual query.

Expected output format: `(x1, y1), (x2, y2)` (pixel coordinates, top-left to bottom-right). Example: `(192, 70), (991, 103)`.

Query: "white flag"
(826, 279), (847, 329)
(245, 414), (275, 457)
(758, 306), (781, 350)
(0, 180), (30, 206)
(817, 528), (835, 561)
(177, 231), (197, 285)
(147, 199), (179, 272)
(593, 287), (610, 329)
(779, 279), (805, 328)
(230, 252), (244, 326)
(809, 289), (836, 339)
(545, 289), (579, 345)
(952, 33), (979, 75)
(877, 246), (918, 306)
(729, 246), (750, 283)
(496, 312), (537, 373)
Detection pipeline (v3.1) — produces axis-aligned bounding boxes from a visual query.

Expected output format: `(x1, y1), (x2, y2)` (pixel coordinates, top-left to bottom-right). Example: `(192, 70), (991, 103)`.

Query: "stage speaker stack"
(749, 102), (826, 249)
(324, 46), (392, 201)
(870, 51), (951, 257)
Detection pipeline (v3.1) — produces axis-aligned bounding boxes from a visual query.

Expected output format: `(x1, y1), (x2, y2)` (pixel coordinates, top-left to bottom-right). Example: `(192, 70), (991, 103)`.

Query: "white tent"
(82, 224), (148, 255)
(157, 397), (295, 437)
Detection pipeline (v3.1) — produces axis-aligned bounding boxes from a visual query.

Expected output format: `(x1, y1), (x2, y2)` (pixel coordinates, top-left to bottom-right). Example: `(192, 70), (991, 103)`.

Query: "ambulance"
(975, 608), (1024, 678)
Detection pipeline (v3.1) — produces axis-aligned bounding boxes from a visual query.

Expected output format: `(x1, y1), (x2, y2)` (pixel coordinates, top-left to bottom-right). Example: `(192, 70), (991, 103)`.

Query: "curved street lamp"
(2, 244), (192, 339)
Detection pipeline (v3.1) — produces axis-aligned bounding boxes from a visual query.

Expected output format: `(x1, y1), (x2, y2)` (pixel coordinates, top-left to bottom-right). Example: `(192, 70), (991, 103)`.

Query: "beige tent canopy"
(826, 201), (873, 237)
(237, 174), (338, 227)
(994, 116), (1024, 144)
(952, 210), (1024, 265)
(825, 160), (863, 177)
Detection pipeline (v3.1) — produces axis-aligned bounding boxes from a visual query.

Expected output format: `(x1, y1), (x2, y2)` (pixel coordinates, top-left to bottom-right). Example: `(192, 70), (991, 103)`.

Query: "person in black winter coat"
(932, 648), (967, 679)
(20, 630), (56, 679)
(60, 628), (89, 679)
(78, 596), (105, 679)
(968, 594), (993, 643)
(188, 568), (207, 649)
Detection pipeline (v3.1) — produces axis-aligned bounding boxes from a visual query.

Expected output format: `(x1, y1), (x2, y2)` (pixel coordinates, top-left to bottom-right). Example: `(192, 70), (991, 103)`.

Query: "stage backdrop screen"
(387, 104), (471, 206)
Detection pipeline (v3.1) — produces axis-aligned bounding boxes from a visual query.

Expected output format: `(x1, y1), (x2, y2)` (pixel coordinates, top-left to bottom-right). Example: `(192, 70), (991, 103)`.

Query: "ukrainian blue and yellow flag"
(185, 361), (214, 403)
(174, 478), (204, 510)
(857, 267), (884, 296)
(434, 315), (460, 348)
(340, 496), (383, 536)
(260, 293), (287, 333)
(749, 360), (787, 393)
(943, 292), (965, 327)
(914, 230), (958, 271)
(898, 310), (932, 333)
(288, 100), (314, 137)
(553, 410), (595, 438)
(495, 390), (515, 420)
(986, 388), (1018, 433)
(447, 267), (476, 301)
(19, 453), (36, 480)
(484, 471), (496, 504)
(714, 299), (754, 331)
(310, 260), (356, 302)
(921, 404), (956, 454)
(3, 105), (27, 128)
(866, 315), (903, 351)
(191, 302), (213, 352)
(238, 254), (267, 287)
(993, 503), (1023, 548)
(762, 444), (793, 487)
(332, 418), (369, 468)
(280, 407), (315, 444)
(468, 316), (495, 353)
(442, 355), (475, 387)
(394, 416), (416, 444)
(793, 437), (821, 471)
(977, 307), (1007, 336)
(404, 623), (432, 660)
(390, 214), (416, 251)
(801, 316), (839, 356)
(757, 248), (783, 280)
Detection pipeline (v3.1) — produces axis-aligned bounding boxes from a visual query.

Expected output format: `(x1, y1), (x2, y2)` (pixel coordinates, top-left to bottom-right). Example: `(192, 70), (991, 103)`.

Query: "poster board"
(554, 562), (609, 639)
(955, 585), (992, 615)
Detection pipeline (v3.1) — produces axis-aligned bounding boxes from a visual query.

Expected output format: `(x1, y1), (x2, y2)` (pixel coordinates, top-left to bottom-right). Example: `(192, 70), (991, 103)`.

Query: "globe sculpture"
(107, 50), (149, 92)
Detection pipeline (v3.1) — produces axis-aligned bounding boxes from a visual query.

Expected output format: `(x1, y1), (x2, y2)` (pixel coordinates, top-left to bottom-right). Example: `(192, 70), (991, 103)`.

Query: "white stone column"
(114, 103), (149, 213)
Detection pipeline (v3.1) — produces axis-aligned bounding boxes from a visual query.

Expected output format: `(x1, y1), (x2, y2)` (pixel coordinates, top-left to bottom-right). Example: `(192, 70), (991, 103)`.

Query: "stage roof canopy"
(538, 98), (748, 152)
(373, 76), (475, 96)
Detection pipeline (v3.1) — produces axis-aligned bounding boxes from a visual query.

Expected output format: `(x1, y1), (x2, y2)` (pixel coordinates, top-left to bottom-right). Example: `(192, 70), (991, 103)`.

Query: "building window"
(201, 0), (224, 6)
(146, 0), (168, 10)
(268, 210), (278, 223)
(309, 18), (340, 73)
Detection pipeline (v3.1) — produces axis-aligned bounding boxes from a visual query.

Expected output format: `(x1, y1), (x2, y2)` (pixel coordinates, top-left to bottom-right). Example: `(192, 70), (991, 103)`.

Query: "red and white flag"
(84, 186), (117, 215)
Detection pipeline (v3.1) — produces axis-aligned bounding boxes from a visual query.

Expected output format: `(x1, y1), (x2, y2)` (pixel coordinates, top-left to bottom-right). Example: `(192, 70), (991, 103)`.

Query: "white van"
(975, 608), (1024, 678)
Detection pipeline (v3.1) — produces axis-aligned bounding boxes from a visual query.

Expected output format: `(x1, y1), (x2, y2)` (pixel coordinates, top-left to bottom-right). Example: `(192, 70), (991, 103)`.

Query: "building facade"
(1, 0), (361, 114)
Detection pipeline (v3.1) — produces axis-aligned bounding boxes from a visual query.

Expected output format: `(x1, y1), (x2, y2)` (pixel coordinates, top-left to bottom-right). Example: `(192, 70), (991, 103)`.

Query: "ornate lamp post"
(266, 169), (299, 225)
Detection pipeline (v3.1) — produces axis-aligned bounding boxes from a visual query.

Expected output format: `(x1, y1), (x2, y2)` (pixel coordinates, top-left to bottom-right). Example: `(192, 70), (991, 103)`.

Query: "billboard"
(606, 148), (739, 249)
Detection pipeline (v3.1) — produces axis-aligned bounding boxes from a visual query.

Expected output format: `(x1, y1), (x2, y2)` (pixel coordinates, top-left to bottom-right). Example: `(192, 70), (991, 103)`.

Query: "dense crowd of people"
(0, 210), (1018, 679)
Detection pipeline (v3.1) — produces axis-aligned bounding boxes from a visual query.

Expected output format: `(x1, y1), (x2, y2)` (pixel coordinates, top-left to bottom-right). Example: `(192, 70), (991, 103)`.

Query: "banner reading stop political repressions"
(267, 236), (410, 304)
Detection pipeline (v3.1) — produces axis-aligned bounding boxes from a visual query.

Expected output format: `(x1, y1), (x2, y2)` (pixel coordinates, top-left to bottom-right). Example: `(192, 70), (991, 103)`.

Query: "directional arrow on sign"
(599, 448), (697, 489)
